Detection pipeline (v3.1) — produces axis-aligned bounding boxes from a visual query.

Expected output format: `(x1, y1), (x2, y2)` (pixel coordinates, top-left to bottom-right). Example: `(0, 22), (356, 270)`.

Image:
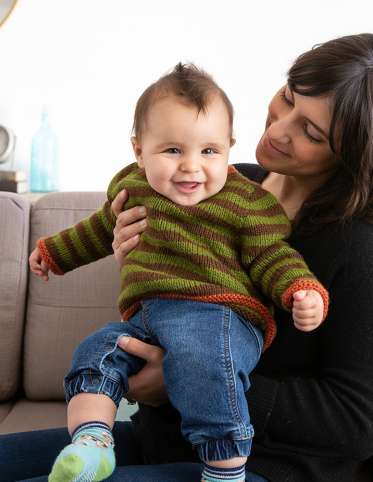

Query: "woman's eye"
(303, 124), (323, 144)
(280, 90), (293, 106)
(163, 147), (181, 154)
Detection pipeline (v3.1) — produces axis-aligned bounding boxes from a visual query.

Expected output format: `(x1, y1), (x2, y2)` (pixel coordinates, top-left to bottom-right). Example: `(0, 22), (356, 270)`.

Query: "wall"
(0, 0), (372, 190)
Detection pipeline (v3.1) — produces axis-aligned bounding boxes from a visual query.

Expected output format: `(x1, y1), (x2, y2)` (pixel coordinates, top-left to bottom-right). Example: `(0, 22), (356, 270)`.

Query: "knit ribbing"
(38, 163), (328, 350)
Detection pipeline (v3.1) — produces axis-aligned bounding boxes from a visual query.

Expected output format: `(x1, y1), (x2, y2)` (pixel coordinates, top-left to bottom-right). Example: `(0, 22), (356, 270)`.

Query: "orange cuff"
(37, 238), (65, 275)
(282, 279), (329, 321)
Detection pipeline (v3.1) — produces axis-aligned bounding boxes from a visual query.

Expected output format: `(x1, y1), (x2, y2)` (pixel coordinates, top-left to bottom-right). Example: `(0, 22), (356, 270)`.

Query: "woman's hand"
(111, 189), (147, 266)
(118, 336), (168, 406)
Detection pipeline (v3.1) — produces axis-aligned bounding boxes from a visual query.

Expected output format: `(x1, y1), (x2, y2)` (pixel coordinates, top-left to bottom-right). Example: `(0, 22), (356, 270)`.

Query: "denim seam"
(99, 333), (127, 382)
(141, 301), (158, 340)
(223, 307), (250, 440)
(64, 372), (124, 406)
(244, 321), (263, 357)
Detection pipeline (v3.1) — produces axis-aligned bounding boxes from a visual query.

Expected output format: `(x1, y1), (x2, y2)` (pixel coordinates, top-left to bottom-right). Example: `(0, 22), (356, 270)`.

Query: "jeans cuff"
(64, 371), (125, 407)
(197, 436), (252, 461)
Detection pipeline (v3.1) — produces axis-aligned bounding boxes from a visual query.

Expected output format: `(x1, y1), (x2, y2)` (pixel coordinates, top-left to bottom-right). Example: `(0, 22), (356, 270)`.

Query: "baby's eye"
(163, 147), (181, 154)
(202, 148), (217, 155)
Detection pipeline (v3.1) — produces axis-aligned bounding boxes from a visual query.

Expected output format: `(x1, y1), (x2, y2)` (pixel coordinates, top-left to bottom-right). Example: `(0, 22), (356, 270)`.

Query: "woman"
(2, 33), (373, 482)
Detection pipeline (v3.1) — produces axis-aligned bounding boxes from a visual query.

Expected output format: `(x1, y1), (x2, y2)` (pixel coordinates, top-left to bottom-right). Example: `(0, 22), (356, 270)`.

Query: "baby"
(30, 63), (328, 482)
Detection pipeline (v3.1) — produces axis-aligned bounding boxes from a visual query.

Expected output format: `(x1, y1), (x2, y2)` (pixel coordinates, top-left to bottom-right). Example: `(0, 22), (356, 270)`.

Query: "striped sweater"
(38, 163), (328, 350)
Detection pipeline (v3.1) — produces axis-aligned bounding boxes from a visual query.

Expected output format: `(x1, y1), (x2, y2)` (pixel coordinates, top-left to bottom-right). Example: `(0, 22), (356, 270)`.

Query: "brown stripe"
(148, 210), (239, 247)
(60, 230), (87, 267)
(126, 186), (153, 199)
(227, 172), (273, 201)
(107, 163), (144, 200)
(124, 259), (210, 283)
(89, 205), (114, 254)
(141, 232), (242, 273)
(76, 222), (104, 260)
(267, 262), (313, 298)
(43, 239), (70, 273)
(248, 243), (304, 268)
(210, 197), (284, 220)
(240, 223), (290, 245)
(147, 203), (238, 233)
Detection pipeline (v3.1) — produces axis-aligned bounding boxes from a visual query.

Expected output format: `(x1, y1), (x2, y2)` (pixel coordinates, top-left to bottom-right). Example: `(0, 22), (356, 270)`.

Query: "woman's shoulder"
(233, 162), (267, 183)
(341, 218), (373, 261)
(300, 218), (373, 281)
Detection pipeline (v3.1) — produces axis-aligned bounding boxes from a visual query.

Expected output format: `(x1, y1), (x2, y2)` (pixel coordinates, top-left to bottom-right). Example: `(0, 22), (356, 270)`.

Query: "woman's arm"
(247, 222), (373, 459)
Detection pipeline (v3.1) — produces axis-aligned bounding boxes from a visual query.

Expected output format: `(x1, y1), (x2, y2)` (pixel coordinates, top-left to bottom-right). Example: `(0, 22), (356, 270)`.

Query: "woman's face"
(256, 85), (338, 179)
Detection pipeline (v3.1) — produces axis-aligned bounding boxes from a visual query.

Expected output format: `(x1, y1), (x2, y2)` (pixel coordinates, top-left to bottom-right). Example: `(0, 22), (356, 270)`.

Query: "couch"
(0, 190), (371, 480)
(0, 190), (120, 434)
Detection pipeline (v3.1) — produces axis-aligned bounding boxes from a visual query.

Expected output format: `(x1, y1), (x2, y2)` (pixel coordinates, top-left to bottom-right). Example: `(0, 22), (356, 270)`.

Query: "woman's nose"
(267, 121), (291, 144)
(267, 113), (291, 144)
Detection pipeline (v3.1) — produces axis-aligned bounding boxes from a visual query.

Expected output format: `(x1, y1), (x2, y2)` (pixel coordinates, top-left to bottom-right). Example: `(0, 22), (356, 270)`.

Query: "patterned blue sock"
(48, 421), (115, 482)
(202, 463), (246, 481)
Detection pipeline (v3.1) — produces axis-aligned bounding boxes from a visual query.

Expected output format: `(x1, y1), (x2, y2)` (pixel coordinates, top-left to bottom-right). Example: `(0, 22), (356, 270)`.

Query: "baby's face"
(132, 95), (232, 206)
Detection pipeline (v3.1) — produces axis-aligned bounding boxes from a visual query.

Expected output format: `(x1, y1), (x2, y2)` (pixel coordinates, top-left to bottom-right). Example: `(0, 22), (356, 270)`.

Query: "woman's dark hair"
(288, 33), (373, 231)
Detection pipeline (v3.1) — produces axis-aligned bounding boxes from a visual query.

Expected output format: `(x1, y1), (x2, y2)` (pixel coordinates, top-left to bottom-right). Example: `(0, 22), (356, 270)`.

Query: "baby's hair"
(132, 62), (234, 140)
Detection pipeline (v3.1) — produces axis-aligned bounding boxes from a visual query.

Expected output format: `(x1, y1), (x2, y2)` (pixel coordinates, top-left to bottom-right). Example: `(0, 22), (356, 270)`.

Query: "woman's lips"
(261, 134), (289, 157)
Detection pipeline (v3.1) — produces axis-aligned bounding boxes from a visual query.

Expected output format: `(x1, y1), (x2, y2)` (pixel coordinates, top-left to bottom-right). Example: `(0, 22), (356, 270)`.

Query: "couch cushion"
(0, 193), (30, 401)
(0, 402), (13, 425)
(0, 399), (66, 434)
(24, 192), (120, 400)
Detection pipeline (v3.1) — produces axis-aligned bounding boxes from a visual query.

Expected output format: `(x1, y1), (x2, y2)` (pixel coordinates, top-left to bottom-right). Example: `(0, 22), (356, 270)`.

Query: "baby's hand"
(29, 247), (50, 281)
(292, 290), (324, 332)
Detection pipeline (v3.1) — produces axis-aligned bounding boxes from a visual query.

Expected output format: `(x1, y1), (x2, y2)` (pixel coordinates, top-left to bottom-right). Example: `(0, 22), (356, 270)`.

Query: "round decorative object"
(0, 0), (18, 29)
(0, 125), (16, 165)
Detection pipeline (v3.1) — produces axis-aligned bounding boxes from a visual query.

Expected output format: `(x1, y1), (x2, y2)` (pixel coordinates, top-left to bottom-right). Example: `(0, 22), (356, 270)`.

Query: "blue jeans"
(65, 299), (263, 462)
(0, 423), (268, 481)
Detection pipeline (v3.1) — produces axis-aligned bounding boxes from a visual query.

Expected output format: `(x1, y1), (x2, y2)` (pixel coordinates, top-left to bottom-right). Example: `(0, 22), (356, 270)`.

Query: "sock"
(201, 463), (246, 482)
(48, 421), (116, 482)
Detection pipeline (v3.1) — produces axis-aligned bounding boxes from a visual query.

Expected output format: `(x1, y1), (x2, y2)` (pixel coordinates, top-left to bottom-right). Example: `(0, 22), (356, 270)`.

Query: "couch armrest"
(0, 193), (30, 401)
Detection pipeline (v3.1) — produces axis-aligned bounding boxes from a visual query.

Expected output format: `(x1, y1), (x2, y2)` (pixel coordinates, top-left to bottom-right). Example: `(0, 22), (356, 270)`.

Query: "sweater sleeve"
(37, 165), (134, 275)
(246, 222), (373, 459)
(240, 188), (329, 316)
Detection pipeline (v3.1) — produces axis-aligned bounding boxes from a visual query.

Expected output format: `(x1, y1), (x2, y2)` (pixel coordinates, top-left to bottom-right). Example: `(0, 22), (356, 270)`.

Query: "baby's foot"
(49, 424), (115, 482)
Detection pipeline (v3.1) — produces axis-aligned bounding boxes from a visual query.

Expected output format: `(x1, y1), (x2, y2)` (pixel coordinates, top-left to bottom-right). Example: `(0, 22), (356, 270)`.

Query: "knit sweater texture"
(131, 164), (373, 482)
(38, 163), (327, 350)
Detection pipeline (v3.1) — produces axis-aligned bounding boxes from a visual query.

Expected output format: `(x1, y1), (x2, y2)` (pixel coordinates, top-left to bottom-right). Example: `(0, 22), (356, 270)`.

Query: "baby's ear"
(131, 136), (144, 167)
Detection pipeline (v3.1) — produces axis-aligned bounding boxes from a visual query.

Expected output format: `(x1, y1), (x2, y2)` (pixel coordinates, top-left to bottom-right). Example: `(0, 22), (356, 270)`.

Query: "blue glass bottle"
(30, 108), (59, 192)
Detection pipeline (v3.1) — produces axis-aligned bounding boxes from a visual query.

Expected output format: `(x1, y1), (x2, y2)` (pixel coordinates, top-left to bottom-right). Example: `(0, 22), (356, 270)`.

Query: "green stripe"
(252, 255), (310, 297)
(215, 190), (274, 211)
(224, 178), (256, 194)
(51, 233), (75, 269)
(241, 232), (286, 249)
(143, 229), (238, 266)
(83, 219), (112, 257)
(99, 203), (116, 237)
(120, 276), (206, 300)
(123, 256), (249, 295)
(247, 214), (288, 225)
(152, 209), (238, 239)
(69, 227), (92, 262)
